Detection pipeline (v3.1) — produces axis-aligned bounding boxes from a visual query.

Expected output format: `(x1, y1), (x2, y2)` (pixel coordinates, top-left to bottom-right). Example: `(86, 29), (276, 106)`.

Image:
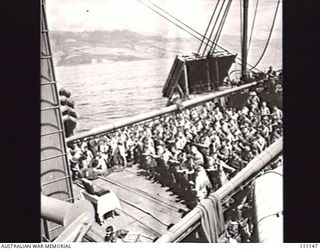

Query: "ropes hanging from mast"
(250, 0), (280, 70)
(135, 0), (262, 73)
(247, 0), (259, 52)
(201, 0), (227, 57)
(197, 0), (220, 54)
(136, 0), (212, 50)
(209, 0), (233, 55)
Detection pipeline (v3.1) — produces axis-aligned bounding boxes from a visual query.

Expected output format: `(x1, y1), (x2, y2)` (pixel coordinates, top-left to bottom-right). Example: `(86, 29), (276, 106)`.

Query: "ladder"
(40, 0), (75, 240)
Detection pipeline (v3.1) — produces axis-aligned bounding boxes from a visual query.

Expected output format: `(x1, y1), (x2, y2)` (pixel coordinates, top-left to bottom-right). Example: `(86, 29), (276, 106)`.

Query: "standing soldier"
(205, 155), (220, 191)
(260, 102), (271, 116)
(193, 165), (211, 203)
(117, 139), (127, 168)
(190, 145), (205, 166)
(271, 106), (283, 120)
(217, 139), (232, 163)
(267, 66), (277, 79)
(148, 144), (173, 187)
(141, 136), (157, 180)
(247, 91), (260, 108)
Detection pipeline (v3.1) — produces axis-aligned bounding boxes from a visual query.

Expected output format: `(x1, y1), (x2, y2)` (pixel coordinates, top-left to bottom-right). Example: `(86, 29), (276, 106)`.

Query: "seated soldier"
(91, 152), (109, 176)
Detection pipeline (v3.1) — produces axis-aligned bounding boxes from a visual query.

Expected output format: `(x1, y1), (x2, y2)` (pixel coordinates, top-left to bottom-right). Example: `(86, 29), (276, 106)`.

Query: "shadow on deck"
(73, 164), (190, 242)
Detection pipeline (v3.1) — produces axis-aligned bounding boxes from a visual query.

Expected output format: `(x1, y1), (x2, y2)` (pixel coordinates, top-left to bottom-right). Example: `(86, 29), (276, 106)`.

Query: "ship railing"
(42, 137), (282, 242)
(66, 81), (259, 144)
(156, 137), (283, 242)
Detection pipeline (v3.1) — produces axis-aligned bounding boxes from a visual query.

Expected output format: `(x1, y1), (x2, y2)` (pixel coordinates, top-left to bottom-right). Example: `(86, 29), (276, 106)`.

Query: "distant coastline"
(51, 30), (281, 69)
(51, 30), (194, 66)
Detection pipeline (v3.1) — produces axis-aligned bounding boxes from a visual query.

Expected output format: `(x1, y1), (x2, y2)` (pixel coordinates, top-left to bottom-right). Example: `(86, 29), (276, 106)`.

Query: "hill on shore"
(50, 30), (197, 66)
(50, 29), (280, 69)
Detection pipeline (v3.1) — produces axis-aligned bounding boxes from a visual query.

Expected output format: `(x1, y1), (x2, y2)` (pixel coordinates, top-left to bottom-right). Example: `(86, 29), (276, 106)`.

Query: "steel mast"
(241, 0), (249, 79)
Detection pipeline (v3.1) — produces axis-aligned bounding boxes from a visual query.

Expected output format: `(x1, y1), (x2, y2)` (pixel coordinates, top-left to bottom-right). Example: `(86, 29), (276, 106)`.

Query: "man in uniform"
(148, 144), (173, 187)
(141, 136), (157, 180)
(217, 139), (232, 163)
(190, 145), (204, 166)
(229, 153), (245, 172)
(260, 101), (271, 116)
(80, 144), (94, 169)
(193, 163), (212, 203)
(271, 106), (283, 120)
(91, 151), (108, 176)
(247, 91), (260, 108)
(267, 66), (277, 79)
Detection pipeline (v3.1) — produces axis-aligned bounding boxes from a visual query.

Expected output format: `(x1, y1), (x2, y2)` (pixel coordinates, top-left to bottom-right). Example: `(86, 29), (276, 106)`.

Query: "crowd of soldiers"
(67, 89), (283, 209)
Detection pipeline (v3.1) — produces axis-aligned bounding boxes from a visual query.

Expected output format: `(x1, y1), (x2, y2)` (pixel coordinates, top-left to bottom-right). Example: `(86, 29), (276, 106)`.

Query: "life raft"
(59, 87), (77, 137)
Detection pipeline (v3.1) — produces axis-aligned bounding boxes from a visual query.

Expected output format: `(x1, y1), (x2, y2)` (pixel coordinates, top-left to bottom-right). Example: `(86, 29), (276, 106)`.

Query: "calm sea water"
(55, 39), (282, 134)
(56, 58), (172, 133)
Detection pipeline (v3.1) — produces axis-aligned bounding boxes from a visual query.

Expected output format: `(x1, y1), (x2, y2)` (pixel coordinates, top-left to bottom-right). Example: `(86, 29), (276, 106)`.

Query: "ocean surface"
(55, 39), (282, 134)
(56, 58), (172, 133)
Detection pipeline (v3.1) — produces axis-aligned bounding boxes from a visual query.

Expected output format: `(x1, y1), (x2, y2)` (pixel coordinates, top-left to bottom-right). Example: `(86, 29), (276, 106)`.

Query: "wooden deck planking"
(73, 164), (189, 242)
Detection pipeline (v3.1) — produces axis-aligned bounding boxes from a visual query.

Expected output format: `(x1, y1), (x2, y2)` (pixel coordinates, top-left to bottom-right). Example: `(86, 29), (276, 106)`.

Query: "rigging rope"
(142, 0), (214, 51)
(207, 0), (230, 55)
(135, 0), (262, 72)
(212, 0), (233, 53)
(197, 0), (220, 54)
(250, 0), (280, 70)
(209, 0), (233, 55)
(136, 0), (211, 48)
(247, 0), (259, 52)
(202, 0), (228, 57)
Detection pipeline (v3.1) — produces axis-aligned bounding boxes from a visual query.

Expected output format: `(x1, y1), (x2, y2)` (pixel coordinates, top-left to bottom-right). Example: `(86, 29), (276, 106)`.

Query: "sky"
(46, 0), (282, 39)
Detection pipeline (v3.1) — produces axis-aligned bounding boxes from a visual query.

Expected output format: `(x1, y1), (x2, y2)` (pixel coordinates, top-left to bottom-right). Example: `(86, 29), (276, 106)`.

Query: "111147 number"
(300, 244), (319, 248)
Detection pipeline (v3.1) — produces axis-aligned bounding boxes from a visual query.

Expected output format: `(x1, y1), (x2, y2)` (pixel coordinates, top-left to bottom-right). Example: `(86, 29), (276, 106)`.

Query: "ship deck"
(73, 164), (190, 242)
(70, 85), (282, 242)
